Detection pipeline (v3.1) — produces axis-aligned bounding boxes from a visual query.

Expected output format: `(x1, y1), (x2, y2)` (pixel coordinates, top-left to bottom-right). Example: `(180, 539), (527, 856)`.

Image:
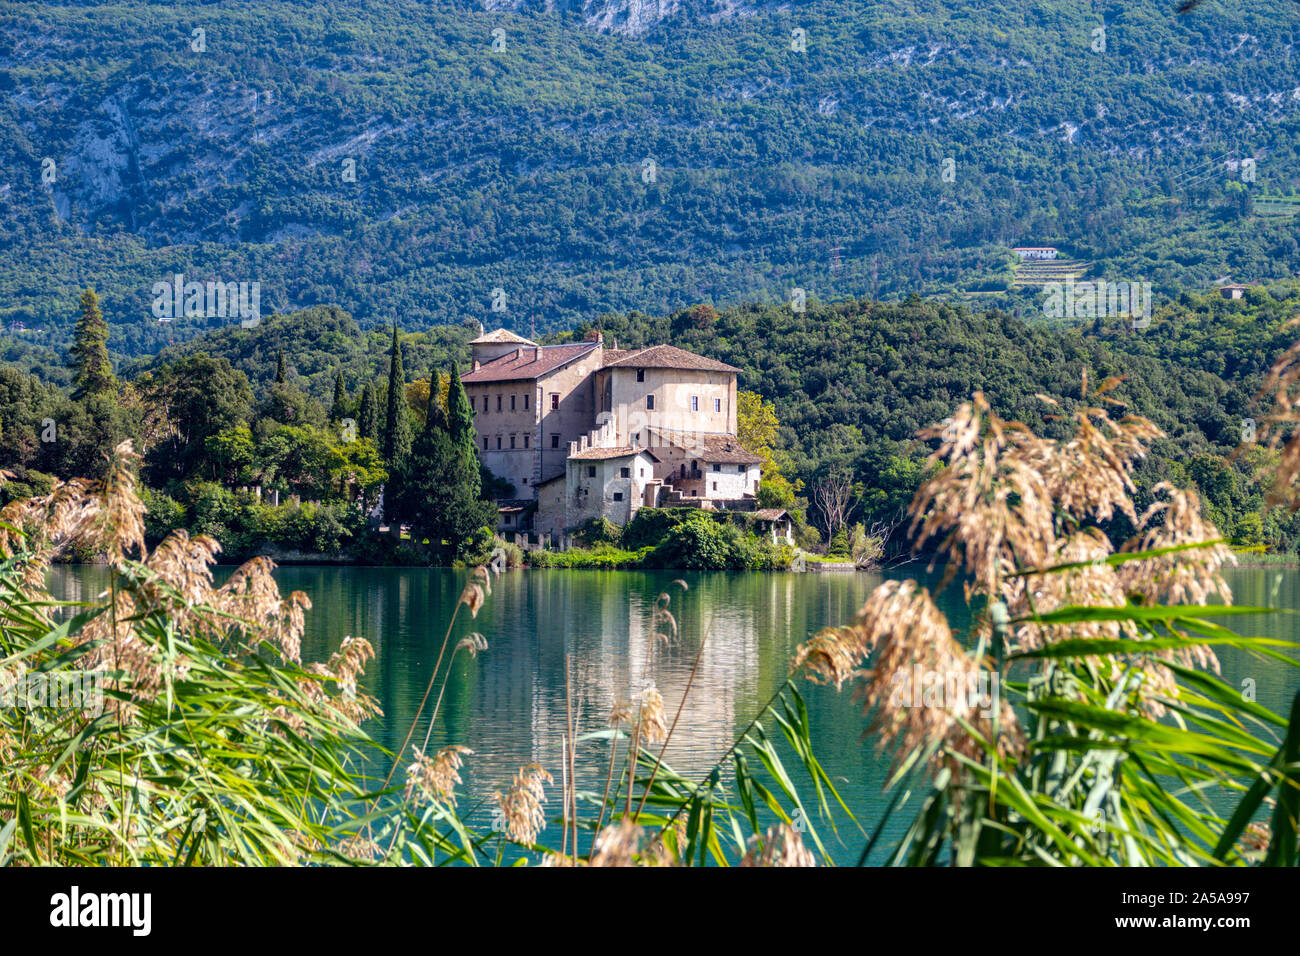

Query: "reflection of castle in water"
(459, 571), (858, 793)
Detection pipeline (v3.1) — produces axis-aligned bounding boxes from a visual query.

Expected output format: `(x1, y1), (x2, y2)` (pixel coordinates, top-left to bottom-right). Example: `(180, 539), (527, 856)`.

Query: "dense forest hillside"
(9, 285), (1290, 552)
(555, 287), (1300, 541)
(1, 0), (1297, 357)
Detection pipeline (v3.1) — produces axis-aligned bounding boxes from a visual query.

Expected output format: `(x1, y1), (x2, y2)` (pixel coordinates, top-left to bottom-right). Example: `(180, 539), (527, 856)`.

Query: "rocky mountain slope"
(0, 0), (1296, 357)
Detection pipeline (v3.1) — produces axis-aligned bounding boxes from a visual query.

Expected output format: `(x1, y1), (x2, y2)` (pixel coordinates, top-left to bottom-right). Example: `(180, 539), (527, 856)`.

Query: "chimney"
(516, 347), (524, 360)
(534, 347), (542, 361)
(580, 436), (588, 451)
(473, 359), (481, 372)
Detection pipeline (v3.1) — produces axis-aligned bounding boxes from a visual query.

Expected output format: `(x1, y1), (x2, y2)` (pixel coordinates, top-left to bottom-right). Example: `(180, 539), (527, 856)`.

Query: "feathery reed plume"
(0, 443), (388, 864)
(793, 580), (1022, 775)
(608, 699), (633, 727)
(739, 822), (817, 867)
(404, 745), (473, 805)
(1008, 528), (1134, 654)
(455, 633), (489, 658)
(1119, 482), (1234, 610)
(337, 832), (382, 862)
(1038, 383), (1160, 527)
(459, 566), (491, 618)
(909, 392), (1056, 599)
(636, 685), (668, 746)
(95, 440), (147, 570)
(591, 819), (643, 866)
(0, 477), (100, 588)
(493, 764), (553, 845)
(307, 636), (382, 727)
(1240, 820), (1271, 856)
(789, 625), (864, 690)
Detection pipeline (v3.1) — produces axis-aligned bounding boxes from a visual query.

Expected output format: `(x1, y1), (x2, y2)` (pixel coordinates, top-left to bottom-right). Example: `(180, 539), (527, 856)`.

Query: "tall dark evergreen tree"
(69, 288), (116, 399)
(422, 370), (447, 439)
(329, 371), (345, 422)
(445, 363), (481, 497)
(359, 382), (378, 442)
(390, 365), (494, 557)
(382, 326), (412, 467)
(275, 350), (286, 384)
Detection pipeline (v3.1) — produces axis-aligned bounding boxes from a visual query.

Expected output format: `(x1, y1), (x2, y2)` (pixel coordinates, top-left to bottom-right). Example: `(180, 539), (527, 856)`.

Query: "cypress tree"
(359, 382), (378, 442)
(390, 365), (494, 557)
(329, 371), (345, 422)
(382, 326), (412, 467)
(445, 363), (481, 497)
(422, 369), (447, 439)
(70, 288), (116, 399)
(275, 350), (286, 384)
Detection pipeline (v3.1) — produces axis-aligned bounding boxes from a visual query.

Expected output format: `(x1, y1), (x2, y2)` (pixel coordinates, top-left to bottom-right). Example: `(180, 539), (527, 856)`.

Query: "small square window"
(738, 464), (746, 473)
(587, 466), (596, 478)
(551, 434), (560, 448)
(647, 394), (655, 410)
(550, 393), (559, 410)
(636, 369), (645, 382)
(620, 467), (630, 478)
(613, 492), (624, 502)
(713, 463), (721, 472)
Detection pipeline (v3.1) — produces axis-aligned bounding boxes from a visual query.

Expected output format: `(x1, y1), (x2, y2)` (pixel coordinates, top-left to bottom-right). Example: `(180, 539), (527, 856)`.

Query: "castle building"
(461, 329), (763, 538)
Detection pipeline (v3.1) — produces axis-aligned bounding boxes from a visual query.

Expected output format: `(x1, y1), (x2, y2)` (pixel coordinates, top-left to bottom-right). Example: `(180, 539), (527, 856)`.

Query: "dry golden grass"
(739, 822), (817, 867)
(792, 376), (1240, 771)
(0, 441), (380, 733)
(493, 764), (553, 845)
(404, 745), (473, 805)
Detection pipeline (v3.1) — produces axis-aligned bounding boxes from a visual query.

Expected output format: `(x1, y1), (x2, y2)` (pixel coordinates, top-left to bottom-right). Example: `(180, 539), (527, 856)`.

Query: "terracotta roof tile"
(602, 344), (739, 373)
(463, 342), (598, 383)
(653, 429), (763, 464)
(568, 446), (661, 462)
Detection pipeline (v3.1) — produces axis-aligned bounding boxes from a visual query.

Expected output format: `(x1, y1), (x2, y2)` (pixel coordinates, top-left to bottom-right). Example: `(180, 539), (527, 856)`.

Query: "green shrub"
(141, 486), (187, 545)
(575, 515), (622, 547)
(646, 515), (747, 570)
(527, 544), (651, 569)
(621, 507), (702, 550)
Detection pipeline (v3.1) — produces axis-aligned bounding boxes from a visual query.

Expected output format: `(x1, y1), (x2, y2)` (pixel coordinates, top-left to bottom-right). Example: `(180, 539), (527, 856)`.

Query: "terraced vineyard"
(1012, 255), (1091, 288)
(1256, 195), (1300, 218)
